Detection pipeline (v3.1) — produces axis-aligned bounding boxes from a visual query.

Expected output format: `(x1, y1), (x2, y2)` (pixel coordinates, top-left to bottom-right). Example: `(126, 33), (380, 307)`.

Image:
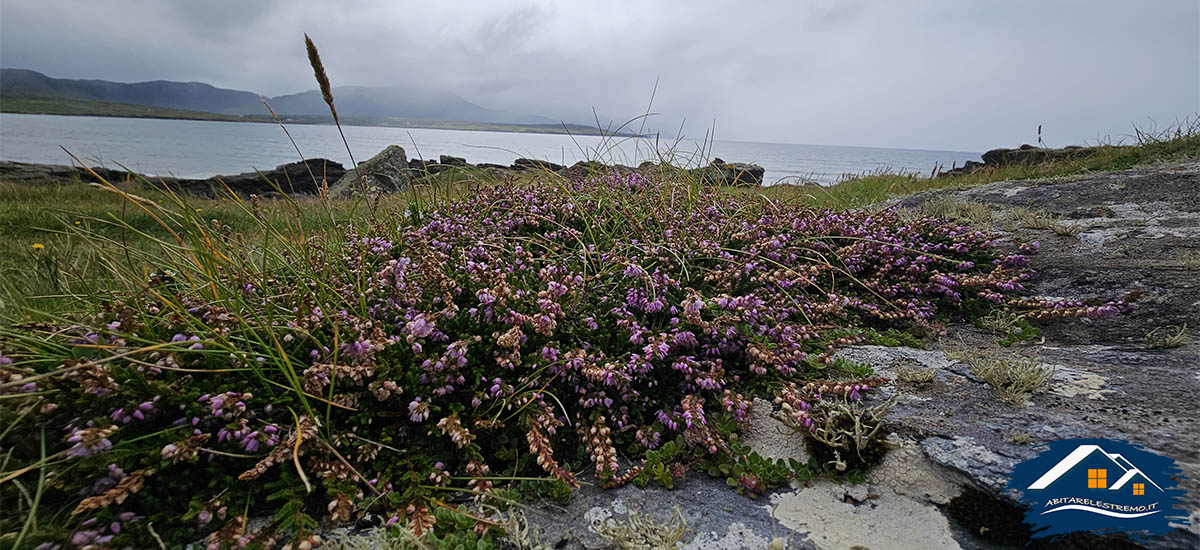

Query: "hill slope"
(0, 68), (264, 114)
(0, 68), (551, 124)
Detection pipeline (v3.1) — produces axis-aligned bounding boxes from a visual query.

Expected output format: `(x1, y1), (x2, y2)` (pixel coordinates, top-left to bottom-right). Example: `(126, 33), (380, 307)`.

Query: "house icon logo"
(1007, 438), (1190, 540)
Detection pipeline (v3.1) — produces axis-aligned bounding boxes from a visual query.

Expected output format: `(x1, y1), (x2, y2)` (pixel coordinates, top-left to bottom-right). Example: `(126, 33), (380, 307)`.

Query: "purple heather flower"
(408, 398), (430, 422)
(673, 331), (699, 349)
(65, 429), (113, 458)
(72, 530), (100, 545)
(406, 317), (436, 338)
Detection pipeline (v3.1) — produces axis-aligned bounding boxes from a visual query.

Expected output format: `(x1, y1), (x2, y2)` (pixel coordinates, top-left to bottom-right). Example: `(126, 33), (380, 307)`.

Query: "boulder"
(424, 163), (456, 175)
(980, 144), (1096, 167)
(511, 158), (564, 172)
(332, 145), (412, 195)
(691, 159), (765, 186)
(937, 159), (986, 178)
(439, 155), (467, 166)
(208, 158), (346, 195)
(561, 160), (607, 180)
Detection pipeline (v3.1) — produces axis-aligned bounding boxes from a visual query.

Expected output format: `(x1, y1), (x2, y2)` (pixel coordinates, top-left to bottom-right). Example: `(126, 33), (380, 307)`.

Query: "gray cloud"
(2, 0), (1196, 151)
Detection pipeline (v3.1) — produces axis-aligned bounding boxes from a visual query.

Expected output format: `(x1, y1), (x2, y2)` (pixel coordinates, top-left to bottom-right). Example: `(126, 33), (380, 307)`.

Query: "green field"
(0, 94), (632, 136)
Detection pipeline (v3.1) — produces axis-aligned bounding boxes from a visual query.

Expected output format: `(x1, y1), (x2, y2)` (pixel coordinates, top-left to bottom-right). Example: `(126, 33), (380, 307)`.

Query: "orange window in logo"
(1088, 469), (1107, 488)
(1133, 483), (1145, 495)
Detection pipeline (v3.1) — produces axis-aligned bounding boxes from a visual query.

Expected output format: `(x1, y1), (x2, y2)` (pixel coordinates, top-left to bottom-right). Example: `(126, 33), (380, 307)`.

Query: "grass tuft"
(949, 347), (1054, 406)
(1008, 208), (1082, 235)
(1144, 324), (1188, 349)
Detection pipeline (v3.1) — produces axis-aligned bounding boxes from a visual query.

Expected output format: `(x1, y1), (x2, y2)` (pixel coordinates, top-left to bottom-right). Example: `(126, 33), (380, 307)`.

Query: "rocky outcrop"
(2, 147), (773, 195)
(874, 161), (1200, 549)
(331, 145), (411, 195)
(0, 160), (131, 186)
(980, 144), (1094, 166)
(560, 160), (636, 180)
(939, 144), (1113, 177)
(212, 158), (346, 195)
(510, 157), (565, 172)
(691, 158), (766, 186)
(0, 158), (346, 196)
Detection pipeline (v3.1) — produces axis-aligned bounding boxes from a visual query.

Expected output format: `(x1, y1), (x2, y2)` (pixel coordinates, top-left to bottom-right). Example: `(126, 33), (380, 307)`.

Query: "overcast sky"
(2, 0), (1197, 151)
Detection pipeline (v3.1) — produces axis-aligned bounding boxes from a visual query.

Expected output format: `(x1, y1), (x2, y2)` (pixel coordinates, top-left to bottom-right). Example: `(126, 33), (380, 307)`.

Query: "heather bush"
(0, 171), (1121, 548)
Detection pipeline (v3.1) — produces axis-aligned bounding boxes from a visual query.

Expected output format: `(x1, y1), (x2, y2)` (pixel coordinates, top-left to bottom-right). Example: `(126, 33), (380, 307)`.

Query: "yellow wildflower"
(32, 243), (45, 250)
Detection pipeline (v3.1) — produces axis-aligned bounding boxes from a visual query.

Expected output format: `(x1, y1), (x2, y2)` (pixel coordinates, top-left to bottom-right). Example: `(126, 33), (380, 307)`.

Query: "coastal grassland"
(2, 122), (1196, 317)
(0, 176), (471, 316)
(757, 120), (1200, 209)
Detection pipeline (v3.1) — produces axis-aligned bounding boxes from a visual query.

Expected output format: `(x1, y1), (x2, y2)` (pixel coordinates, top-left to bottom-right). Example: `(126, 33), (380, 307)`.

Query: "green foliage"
(510, 479), (573, 506)
(426, 507), (496, 550)
(781, 353), (878, 383)
(856, 327), (926, 349)
(632, 414), (816, 499)
(266, 472), (320, 536)
(701, 439), (796, 498)
(997, 317), (1041, 347)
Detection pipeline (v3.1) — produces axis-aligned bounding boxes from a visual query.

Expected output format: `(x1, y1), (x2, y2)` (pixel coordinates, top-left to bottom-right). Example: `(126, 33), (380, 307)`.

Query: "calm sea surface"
(0, 113), (980, 185)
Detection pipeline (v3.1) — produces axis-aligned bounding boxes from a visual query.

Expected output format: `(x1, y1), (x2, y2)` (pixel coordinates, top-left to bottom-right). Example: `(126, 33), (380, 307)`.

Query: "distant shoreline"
(0, 95), (635, 138)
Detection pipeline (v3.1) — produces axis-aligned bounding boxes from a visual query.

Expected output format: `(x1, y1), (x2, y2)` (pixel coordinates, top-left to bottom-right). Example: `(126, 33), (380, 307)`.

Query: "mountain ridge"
(0, 68), (555, 126)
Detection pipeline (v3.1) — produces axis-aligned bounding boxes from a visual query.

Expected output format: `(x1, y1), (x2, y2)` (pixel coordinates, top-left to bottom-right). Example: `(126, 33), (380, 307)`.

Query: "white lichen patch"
(1076, 226), (1130, 249)
(681, 522), (773, 550)
(1001, 185), (1029, 198)
(767, 445), (968, 550)
(585, 501), (616, 531)
(741, 398), (810, 463)
(1049, 364), (1116, 400)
